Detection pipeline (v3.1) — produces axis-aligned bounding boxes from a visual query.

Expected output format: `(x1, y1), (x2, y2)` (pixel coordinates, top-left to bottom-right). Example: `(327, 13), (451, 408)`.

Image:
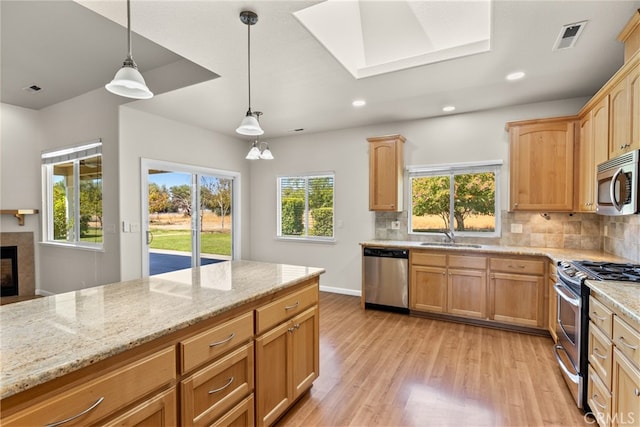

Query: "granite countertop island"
(0, 260), (325, 400)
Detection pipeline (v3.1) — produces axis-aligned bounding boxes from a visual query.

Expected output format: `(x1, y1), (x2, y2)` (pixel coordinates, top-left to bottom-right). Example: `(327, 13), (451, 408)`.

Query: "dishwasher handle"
(363, 247), (409, 259)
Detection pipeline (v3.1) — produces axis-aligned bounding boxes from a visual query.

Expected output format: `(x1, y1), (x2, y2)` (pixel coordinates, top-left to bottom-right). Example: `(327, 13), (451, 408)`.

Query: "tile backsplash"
(374, 211), (640, 263)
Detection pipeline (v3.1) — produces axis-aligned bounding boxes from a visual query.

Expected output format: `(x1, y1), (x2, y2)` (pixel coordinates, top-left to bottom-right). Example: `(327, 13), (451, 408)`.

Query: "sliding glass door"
(141, 160), (238, 276)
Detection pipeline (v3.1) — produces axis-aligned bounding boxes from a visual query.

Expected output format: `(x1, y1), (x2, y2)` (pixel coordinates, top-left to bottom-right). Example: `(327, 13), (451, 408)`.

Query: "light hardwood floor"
(276, 292), (591, 427)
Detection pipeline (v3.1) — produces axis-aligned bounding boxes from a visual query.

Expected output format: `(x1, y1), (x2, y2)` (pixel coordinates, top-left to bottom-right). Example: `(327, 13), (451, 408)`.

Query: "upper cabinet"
(577, 97), (609, 212)
(507, 117), (576, 212)
(368, 134), (405, 211)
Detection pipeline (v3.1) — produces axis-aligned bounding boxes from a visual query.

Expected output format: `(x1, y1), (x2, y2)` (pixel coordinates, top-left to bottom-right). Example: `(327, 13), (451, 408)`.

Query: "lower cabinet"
(255, 305), (319, 427)
(1, 347), (177, 427)
(103, 387), (178, 427)
(447, 267), (486, 318)
(1, 278), (322, 427)
(489, 257), (546, 328)
(612, 348), (640, 427)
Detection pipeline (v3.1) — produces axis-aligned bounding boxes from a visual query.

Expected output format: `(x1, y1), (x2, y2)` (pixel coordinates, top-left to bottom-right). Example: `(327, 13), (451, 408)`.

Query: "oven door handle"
(609, 167), (623, 212)
(554, 344), (580, 384)
(554, 283), (580, 307)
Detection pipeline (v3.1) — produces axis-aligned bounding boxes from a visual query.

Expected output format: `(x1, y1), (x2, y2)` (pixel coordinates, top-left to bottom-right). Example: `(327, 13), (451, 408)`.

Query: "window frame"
(276, 172), (335, 243)
(41, 140), (104, 250)
(407, 160), (502, 238)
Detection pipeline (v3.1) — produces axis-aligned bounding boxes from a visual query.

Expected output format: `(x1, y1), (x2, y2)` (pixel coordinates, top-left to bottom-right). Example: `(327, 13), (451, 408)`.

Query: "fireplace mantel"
(0, 210), (39, 226)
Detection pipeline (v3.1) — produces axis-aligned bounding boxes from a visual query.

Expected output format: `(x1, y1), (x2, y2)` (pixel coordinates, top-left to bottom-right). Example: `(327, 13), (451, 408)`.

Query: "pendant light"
(236, 11), (263, 136)
(105, 0), (153, 99)
(245, 112), (274, 160)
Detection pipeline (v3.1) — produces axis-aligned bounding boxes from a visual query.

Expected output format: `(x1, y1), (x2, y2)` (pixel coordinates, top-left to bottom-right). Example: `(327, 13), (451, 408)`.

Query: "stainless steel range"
(554, 260), (640, 411)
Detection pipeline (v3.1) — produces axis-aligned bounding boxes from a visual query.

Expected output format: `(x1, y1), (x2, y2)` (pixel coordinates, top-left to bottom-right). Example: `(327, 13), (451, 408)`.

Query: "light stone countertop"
(361, 239), (639, 328)
(0, 260), (325, 400)
(360, 240), (635, 264)
(587, 280), (640, 326)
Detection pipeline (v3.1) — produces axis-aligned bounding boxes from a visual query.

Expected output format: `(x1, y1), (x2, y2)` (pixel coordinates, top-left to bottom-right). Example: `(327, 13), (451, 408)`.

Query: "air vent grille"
(22, 85), (42, 93)
(553, 21), (587, 51)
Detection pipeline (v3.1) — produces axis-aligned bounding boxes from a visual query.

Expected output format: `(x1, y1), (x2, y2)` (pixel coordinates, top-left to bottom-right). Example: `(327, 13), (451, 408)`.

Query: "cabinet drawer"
(181, 342), (254, 427)
(588, 366), (612, 427)
(589, 320), (613, 389)
(613, 316), (640, 368)
(448, 255), (486, 270)
(2, 347), (176, 427)
(590, 296), (614, 339)
(489, 257), (544, 275)
(256, 284), (318, 335)
(411, 251), (447, 267)
(102, 386), (177, 427)
(211, 394), (255, 427)
(181, 311), (254, 373)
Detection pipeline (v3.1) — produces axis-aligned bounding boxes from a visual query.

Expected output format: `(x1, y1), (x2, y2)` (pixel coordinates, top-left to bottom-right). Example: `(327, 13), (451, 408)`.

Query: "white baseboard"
(36, 289), (54, 296)
(319, 285), (361, 297)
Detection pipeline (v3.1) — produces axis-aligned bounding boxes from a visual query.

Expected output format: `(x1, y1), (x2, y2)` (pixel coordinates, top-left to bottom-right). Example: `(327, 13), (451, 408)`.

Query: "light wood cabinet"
(1, 278), (322, 427)
(489, 257), (545, 328)
(410, 251), (486, 319)
(589, 291), (640, 427)
(630, 64), (640, 153)
(548, 261), (558, 342)
(507, 117), (576, 212)
(1, 347), (177, 427)
(367, 134), (405, 211)
(609, 64), (640, 159)
(255, 289), (319, 427)
(577, 96), (609, 212)
(103, 387), (177, 427)
(612, 348), (640, 427)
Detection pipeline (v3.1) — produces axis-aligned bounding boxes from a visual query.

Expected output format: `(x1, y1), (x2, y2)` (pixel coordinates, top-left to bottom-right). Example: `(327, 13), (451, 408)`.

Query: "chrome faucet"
(443, 230), (455, 243)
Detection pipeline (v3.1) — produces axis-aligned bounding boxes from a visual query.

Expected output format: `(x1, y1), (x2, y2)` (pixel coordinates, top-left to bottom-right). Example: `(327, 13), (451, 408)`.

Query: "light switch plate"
(391, 220), (400, 230)
(510, 223), (523, 233)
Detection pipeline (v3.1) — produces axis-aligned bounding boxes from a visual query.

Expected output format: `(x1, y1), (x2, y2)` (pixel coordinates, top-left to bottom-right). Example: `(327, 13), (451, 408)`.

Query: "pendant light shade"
(105, 0), (153, 99)
(236, 11), (263, 136)
(245, 140), (262, 160)
(236, 111), (263, 136)
(259, 143), (274, 160)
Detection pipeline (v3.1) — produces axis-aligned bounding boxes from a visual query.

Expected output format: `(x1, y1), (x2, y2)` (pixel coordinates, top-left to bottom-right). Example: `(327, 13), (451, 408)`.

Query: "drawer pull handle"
(45, 397), (104, 427)
(284, 301), (299, 311)
(618, 336), (639, 350)
(635, 388), (640, 397)
(591, 393), (607, 410)
(208, 376), (234, 394)
(294, 323), (300, 329)
(591, 312), (607, 322)
(508, 264), (526, 269)
(209, 333), (235, 348)
(288, 327), (295, 333)
(592, 347), (607, 360)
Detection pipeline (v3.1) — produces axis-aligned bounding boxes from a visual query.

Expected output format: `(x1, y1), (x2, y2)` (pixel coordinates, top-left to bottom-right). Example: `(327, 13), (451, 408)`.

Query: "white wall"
(0, 104), (44, 289)
(118, 107), (252, 281)
(37, 89), (122, 294)
(249, 97), (589, 295)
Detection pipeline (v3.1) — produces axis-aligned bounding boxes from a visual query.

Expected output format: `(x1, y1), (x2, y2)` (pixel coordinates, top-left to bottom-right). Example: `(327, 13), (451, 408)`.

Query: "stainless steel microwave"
(596, 149), (639, 215)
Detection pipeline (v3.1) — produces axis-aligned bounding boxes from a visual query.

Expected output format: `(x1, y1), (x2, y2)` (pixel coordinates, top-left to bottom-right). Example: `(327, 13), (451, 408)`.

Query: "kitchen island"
(0, 260), (324, 426)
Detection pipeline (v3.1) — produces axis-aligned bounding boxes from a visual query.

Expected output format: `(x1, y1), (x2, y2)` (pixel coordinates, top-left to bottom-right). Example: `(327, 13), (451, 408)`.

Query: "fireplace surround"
(0, 232), (35, 297)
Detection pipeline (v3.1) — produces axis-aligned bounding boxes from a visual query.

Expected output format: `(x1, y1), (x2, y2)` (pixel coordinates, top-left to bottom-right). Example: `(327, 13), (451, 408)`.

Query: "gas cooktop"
(572, 260), (640, 283)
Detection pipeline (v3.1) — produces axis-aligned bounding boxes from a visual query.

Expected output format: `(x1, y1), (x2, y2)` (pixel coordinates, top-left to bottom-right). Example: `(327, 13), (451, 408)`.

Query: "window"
(277, 173), (334, 240)
(408, 161), (502, 236)
(42, 140), (103, 247)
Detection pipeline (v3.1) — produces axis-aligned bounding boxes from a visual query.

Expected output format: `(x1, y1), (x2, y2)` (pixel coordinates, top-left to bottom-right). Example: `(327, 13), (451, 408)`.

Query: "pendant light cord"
(127, 0), (132, 59)
(247, 20), (252, 112)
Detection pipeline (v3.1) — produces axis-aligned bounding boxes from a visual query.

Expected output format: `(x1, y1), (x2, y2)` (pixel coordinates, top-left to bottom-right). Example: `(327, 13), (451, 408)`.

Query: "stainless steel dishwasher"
(363, 247), (409, 313)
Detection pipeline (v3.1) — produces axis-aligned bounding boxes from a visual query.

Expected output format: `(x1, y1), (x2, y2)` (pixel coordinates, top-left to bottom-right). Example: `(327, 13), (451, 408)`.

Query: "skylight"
(294, 0), (492, 79)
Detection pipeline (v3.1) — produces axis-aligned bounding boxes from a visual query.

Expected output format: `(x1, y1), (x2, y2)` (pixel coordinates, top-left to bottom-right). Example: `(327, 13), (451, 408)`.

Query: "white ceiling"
(3, 1), (640, 139)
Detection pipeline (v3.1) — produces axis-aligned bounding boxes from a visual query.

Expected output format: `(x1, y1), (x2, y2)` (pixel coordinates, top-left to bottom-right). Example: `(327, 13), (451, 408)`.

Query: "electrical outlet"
(510, 223), (523, 233)
(122, 220), (130, 233)
(391, 220), (400, 230)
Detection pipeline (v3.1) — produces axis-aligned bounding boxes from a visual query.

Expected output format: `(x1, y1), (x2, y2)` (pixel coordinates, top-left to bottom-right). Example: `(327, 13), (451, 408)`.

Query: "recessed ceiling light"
(352, 100), (366, 107)
(442, 106), (456, 112)
(506, 71), (525, 81)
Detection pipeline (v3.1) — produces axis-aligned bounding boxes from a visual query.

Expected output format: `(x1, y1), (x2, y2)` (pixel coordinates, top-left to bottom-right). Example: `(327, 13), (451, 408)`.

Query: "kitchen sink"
(419, 242), (483, 248)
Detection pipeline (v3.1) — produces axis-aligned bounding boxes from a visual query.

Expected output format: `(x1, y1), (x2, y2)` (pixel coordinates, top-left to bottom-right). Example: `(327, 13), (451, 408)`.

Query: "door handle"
(610, 167), (623, 212)
(146, 231), (153, 245)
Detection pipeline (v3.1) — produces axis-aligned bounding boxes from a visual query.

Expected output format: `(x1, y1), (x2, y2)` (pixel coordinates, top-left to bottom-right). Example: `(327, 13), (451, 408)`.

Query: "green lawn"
(149, 229), (231, 256)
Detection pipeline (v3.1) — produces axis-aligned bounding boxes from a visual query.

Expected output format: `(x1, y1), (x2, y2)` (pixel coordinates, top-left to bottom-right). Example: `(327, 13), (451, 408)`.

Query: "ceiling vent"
(22, 85), (42, 93)
(553, 21), (587, 51)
